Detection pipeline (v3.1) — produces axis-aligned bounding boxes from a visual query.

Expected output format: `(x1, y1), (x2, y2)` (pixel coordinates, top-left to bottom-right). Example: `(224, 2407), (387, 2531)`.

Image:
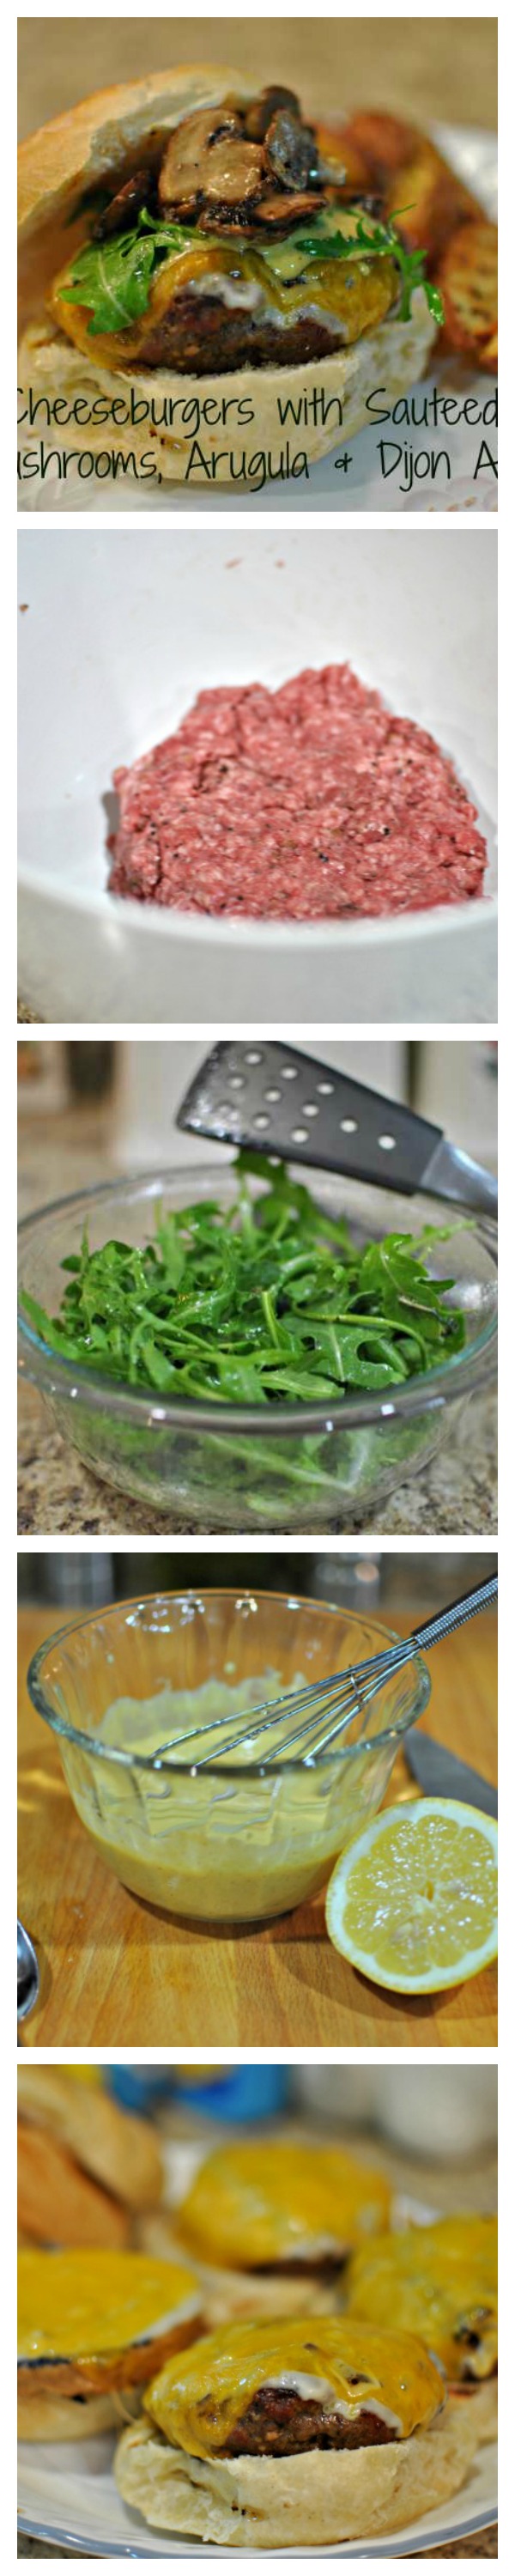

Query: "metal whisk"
(154, 1577), (497, 1770)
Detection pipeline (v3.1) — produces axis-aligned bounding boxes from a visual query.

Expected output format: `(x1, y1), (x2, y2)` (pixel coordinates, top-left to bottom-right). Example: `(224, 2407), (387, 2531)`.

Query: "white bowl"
(18, 525), (497, 1024)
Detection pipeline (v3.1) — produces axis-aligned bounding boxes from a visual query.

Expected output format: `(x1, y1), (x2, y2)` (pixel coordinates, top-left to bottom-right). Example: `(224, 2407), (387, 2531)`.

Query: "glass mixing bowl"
(27, 1589), (432, 1923)
(18, 1165), (497, 1533)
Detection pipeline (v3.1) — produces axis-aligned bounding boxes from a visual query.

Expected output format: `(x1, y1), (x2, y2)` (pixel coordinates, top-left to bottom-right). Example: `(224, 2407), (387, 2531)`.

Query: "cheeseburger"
(141, 2137), (392, 2322)
(345, 2214), (498, 2438)
(18, 67), (439, 483)
(18, 2066), (163, 2248)
(17, 2246), (203, 2441)
(115, 2312), (481, 2547)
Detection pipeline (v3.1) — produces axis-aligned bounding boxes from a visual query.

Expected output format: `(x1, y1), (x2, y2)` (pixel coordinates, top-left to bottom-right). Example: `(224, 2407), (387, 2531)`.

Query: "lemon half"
(325, 1798), (498, 1993)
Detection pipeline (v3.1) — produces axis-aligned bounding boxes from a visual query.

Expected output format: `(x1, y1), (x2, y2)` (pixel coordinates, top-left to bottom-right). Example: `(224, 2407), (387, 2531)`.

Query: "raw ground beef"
(109, 663), (488, 921)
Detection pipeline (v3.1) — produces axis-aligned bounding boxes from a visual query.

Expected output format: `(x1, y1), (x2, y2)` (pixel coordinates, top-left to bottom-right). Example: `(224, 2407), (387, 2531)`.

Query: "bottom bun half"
(114, 2398), (482, 2549)
(18, 294), (436, 488)
(137, 2216), (338, 2324)
(18, 2387), (141, 2442)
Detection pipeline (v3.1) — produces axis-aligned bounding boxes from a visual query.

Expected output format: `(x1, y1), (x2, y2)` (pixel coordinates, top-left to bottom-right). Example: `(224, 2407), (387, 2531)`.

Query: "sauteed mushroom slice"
(158, 107), (263, 214)
(94, 170), (149, 240)
(243, 85), (302, 143)
(251, 189), (324, 229)
(197, 189), (323, 237)
(264, 105), (320, 191)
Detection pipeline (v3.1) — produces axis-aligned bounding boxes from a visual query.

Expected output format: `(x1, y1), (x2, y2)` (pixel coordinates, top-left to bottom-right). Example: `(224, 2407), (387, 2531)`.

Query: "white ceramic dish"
(17, 125), (497, 517)
(16, 2434), (497, 2557)
(18, 525), (497, 1024)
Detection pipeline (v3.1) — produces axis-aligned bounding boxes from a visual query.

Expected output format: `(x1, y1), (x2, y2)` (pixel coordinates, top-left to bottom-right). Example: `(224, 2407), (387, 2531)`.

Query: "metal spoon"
(17, 1918), (39, 2025)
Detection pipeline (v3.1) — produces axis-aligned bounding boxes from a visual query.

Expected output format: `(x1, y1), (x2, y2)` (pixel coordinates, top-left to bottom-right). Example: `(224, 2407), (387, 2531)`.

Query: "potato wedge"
(315, 120), (369, 189)
(385, 144), (478, 262)
(336, 111), (418, 184)
(435, 217), (498, 370)
(337, 112), (480, 261)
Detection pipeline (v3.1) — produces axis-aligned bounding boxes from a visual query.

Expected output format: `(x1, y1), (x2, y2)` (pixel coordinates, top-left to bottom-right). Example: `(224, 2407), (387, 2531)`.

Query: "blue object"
(106, 2066), (288, 2121)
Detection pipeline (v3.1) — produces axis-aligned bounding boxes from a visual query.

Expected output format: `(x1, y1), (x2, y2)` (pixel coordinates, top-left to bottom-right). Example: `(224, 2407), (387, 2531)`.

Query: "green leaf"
(58, 194), (440, 340)
(58, 213), (199, 337)
(260, 204), (441, 326)
(60, 234), (158, 334)
(21, 1160), (465, 1409)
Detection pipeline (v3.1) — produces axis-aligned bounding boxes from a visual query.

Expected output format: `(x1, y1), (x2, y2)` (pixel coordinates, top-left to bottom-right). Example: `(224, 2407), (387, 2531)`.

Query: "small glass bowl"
(18, 1164), (497, 1533)
(27, 1589), (432, 1923)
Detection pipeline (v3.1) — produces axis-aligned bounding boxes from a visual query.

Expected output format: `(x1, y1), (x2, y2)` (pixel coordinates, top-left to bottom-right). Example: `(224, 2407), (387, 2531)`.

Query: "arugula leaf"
(59, 213), (199, 336)
(389, 211), (445, 324)
(21, 1157), (466, 1407)
(58, 198), (441, 337)
(273, 207), (444, 325)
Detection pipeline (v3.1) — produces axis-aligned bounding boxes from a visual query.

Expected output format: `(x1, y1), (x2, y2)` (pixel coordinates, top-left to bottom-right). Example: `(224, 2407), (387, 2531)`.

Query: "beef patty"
(133, 291), (342, 373)
(17, 2323), (189, 2402)
(221, 2385), (396, 2457)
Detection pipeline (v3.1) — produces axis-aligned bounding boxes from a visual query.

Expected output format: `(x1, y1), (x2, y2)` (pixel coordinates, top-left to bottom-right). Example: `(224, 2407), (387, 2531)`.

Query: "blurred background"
(17, 2057), (498, 2195)
(17, 1036), (499, 1196)
(18, 1545), (496, 1615)
(18, 16), (498, 138)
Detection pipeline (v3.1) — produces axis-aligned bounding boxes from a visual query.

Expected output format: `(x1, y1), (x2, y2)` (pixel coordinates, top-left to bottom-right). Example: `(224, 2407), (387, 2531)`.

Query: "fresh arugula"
(21, 1156), (465, 1406)
(58, 203), (442, 336)
(276, 210), (445, 325)
(58, 211), (200, 335)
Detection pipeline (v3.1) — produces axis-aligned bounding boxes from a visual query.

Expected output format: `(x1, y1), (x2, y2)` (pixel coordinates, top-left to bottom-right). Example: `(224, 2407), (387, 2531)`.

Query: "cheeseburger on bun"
(115, 2312), (481, 2547)
(18, 2066), (163, 2249)
(345, 2214), (498, 2439)
(141, 2137), (392, 2322)
(18, 2246), (203, 2441)
(18, 67), (440, 483)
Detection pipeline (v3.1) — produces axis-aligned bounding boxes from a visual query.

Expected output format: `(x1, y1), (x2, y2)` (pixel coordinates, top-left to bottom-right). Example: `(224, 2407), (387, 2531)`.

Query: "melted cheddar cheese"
(18, 2248), (200, 2363)
(143, 2313), (445, 2459)
(50, 233), (397, 372)
(50, 243), (234, 368)
(178, 2140), (391, 2269)
(345, 2217), (498, 2382)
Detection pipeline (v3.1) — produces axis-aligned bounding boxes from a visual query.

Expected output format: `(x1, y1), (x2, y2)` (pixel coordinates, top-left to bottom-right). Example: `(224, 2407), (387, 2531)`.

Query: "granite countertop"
(18, 1377), (497, 1537)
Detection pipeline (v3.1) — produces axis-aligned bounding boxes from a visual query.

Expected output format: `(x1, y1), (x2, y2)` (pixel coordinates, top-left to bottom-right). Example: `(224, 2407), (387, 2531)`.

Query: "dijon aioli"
(64, 1673), (385, 1922)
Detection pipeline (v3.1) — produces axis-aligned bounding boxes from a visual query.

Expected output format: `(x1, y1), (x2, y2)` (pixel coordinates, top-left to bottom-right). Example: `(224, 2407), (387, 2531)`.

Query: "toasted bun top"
(144, 2312), (445, 2460)
(18, 2122), (131, 2251)
(18, 64), (252, 231)
(17, 2067), (163, 2212)
(345, 2215), (498, 2383)
(178, 2139), (392, 2270)
(18, 2246), (201, 2363)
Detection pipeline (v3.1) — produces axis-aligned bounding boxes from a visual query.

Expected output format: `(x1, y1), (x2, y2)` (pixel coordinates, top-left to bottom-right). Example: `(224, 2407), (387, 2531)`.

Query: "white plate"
(17, 522), (497, 1025)
(16, 2432), (498, 2558)
(17, 126), (497, 516)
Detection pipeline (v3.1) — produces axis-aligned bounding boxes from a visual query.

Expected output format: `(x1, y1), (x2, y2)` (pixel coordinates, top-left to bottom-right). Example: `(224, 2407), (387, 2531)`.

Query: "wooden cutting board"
(17, 1605), (497, 2047)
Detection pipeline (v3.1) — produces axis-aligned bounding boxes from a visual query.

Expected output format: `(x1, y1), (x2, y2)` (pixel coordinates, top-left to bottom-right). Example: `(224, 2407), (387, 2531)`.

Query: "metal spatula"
(177, 1042), (498, 1214)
